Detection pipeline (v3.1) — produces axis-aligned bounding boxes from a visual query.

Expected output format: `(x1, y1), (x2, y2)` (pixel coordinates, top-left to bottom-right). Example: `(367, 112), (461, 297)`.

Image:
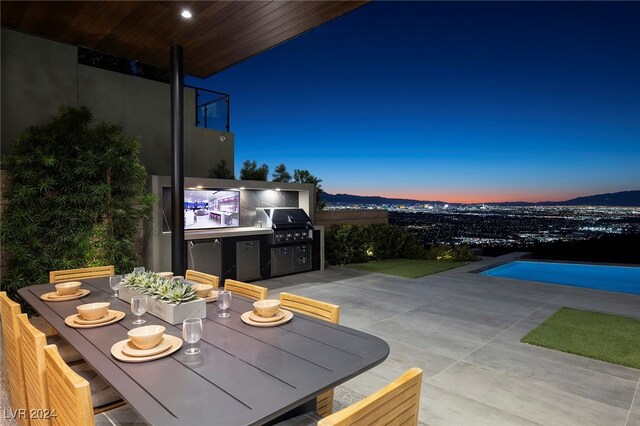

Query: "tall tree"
(208, 159), (234, 179)
(272, 163), (292, 183)
(293, 169), (326, 210)
(239, 160), (269, 181)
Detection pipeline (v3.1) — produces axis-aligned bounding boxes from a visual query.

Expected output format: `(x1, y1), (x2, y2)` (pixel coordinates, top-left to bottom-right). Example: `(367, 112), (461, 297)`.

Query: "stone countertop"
(184, 225), (324, 240)
(185, 226), (272, 240)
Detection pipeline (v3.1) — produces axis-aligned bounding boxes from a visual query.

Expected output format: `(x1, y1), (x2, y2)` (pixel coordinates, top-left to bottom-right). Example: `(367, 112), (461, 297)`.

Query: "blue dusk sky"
(186, 1), (640, 203)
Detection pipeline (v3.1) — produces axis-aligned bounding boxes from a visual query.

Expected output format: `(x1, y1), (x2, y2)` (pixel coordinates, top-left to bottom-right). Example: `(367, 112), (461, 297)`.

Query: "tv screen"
(185, 189), (240, 230)
(161, 188), (240, 231)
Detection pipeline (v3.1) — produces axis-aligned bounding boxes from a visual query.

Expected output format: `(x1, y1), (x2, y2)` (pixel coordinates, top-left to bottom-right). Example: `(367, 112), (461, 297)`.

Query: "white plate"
(241, 310), (293, 327)
(111, 335), (182, 363)
(248, 310), (286, 323)
(121, 337), (173, 357)
(73, 310), (117, 325)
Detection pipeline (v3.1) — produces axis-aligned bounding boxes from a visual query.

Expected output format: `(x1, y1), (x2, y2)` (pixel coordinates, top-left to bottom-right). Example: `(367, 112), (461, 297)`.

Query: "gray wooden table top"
(19, 278), (389, 426)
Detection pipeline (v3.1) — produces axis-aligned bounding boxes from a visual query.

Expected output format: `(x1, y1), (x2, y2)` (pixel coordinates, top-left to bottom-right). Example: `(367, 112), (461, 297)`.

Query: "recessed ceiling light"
(181, 10), (192, 19)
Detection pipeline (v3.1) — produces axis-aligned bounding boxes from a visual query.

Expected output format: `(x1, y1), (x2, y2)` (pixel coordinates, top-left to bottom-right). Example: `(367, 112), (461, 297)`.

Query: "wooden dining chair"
(279, 292), (340, 417)
(44, 344), (141, 425)
(19, 315), (125, 423)
(17, 313), (49, 426)
(186, 269), (220, 288)
(279, 292), (340, 323)
(317, 368), (423, 426)
(0, 292), (29, 426)
(49, 265), (115, 283)
(224, 279), (268, 301)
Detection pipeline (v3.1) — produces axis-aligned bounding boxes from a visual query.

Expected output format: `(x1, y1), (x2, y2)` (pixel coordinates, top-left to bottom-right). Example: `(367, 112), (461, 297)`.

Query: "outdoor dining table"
(18, 277), (390, 426)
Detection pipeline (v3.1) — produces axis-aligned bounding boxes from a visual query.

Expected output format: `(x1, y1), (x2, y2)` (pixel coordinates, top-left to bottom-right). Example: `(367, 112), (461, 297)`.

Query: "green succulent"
(155, 282), (173, 300)
(121, 271), (198, 305)
(166, 284), (197, 305)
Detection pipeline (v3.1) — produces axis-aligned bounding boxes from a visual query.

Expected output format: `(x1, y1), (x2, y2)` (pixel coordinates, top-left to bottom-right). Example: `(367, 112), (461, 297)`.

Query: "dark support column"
(170, 45), (185, 275)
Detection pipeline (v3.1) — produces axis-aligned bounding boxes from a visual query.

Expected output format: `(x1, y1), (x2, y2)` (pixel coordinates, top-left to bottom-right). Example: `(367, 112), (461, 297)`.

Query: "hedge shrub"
(0, 106), (156, 300)
(325, 224), (423, 265)
(325, 224), (477, 265)
(425, 244), (477, 262)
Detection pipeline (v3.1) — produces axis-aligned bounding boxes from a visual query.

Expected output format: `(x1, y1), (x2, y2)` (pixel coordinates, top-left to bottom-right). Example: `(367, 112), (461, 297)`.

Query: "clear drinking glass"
(218, 291), (232, 318)
(109, 276), (122, 298)
(182, 318), (203, 355)
(131, 296), (147, 325)
(133, 266), (145, 274)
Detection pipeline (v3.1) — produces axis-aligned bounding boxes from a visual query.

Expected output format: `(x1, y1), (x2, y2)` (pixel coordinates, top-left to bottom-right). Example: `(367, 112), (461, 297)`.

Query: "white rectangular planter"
(118, 286), (206, 325)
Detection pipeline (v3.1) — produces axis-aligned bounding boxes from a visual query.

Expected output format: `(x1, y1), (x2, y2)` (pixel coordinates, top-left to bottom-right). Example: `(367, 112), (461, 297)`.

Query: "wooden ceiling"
(1, 1), (368, 78)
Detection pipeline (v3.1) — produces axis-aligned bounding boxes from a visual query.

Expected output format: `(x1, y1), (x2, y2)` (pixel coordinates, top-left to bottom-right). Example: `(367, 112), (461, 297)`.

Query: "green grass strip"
(521, 307), (640, 369)
(348, 259), (466, 279)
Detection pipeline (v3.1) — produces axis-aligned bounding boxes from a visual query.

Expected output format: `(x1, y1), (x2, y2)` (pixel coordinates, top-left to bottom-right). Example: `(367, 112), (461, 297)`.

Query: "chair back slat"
(17, 314), (51, 425)
(0, 292), (30, 426)
(318, 368), (423, 426)
(49, 266), (114, 283)
(186, 270), (220, 288)
(44, 345), (95, 426)
(279, 292), (340, 323)
(223, 279), (268, 301)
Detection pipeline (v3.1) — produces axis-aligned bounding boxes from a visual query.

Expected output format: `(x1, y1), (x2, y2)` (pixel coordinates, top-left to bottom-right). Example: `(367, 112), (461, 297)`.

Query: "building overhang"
(1, 0), (368, 78)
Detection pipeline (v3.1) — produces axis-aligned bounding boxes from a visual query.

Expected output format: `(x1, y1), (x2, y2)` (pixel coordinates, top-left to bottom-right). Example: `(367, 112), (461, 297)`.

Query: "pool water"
(481, 261), (640, 295)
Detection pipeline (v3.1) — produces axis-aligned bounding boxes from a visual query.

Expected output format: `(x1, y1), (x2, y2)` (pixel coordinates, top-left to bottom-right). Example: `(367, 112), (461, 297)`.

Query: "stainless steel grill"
(256, 208), (313, 276)
(256, 208), (314, 246)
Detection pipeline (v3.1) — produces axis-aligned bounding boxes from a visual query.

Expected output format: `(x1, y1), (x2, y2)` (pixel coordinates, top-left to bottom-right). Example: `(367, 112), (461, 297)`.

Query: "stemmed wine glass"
(109, 276), (122, 298)
(131, 296), (147, 325)
(218, 291), (232, 318)
(182, 318), (203, 355)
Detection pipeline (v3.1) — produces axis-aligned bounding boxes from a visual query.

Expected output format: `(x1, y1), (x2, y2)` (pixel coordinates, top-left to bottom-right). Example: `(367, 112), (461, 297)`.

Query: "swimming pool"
(481, 261), (640, 295)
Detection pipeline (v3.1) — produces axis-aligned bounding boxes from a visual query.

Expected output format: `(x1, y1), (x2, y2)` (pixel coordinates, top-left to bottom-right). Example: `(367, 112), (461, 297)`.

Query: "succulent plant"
(166, 284), (197, 305)
(121, 271), (198, 305)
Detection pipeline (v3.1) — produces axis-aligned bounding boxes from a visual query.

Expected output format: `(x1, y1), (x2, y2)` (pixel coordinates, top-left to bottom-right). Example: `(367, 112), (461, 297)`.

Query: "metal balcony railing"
(188, 86), (230, 132)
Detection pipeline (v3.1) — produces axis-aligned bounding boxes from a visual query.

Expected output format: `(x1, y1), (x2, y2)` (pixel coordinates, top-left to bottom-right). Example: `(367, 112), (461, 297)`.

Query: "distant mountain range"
(322, 190), (640, 207)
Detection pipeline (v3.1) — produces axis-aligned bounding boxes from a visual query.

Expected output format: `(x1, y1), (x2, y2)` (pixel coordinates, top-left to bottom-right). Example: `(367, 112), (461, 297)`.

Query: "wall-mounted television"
(162, 188), (240, 231)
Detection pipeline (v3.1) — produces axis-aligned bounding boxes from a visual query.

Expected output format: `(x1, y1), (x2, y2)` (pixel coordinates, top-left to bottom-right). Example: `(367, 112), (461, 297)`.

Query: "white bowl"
(76, 302), (110, 320)
(128, 325), (166, 350)
(55, 281), (81, 296)
(253, 299), (281, 317)
(192, 284), (213, 298)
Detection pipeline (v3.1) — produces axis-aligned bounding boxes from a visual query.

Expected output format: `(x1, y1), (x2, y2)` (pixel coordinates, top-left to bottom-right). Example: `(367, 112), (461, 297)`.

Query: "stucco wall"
(314, 209), (389, 229)
(1, 28), (234, 178)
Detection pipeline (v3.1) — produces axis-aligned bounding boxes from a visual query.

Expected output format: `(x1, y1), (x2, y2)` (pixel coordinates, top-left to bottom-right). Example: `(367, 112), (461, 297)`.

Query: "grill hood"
(256, 208), (313, 229)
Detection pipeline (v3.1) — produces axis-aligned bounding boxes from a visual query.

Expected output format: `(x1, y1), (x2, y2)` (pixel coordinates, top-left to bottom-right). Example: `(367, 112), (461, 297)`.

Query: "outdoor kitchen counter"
(185, 225), (324, 241)
(185, 226), (272, 240)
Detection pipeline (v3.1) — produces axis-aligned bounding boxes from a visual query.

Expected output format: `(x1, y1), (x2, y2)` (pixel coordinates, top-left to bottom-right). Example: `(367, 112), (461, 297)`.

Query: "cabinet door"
(187, 240), (222, 277)
(292, 245), (312, 273)
(270, 247), (293, 276)
(236, 240), (261, 281)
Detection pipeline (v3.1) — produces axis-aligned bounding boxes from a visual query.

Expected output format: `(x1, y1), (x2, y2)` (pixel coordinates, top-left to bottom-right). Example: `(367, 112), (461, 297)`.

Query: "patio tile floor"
(258, 254), (640, 426)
